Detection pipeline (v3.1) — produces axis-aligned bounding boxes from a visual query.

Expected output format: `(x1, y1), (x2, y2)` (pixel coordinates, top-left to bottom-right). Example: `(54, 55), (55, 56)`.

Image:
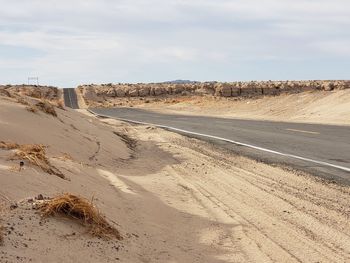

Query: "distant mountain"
(161, 80), (200, 84)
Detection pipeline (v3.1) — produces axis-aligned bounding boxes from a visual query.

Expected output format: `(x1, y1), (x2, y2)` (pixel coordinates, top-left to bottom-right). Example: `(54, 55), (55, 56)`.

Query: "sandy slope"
(133, 89), (350, 126)
(1, 96), (350, 262)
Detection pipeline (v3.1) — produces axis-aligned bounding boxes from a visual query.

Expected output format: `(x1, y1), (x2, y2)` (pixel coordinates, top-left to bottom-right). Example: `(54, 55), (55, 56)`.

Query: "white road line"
(89, 110), (350, 173)
(286, 128), (320, 135)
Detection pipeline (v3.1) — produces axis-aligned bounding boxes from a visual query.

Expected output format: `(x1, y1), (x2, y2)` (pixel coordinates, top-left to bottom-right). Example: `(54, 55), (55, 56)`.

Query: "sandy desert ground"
(1, 92), (350, 262)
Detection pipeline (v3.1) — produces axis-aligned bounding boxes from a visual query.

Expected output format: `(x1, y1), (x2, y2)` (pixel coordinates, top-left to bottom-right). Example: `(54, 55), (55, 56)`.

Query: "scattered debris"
(39, 193), (121, 240)
(0, 141), (65, 179)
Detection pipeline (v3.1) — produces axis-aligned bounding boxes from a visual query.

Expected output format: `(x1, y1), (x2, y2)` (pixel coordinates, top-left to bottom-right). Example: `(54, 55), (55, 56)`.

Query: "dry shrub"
(55, 100), (65, 110)
(35, 101), (57, 117)
(54, 153), (73, 161)
(39, 194), (121, 240)
(0, 88), (11, 98)
(0, 224), (3, 246)
(0, 141), (65, 179)
(0, 213), (3, 246)
(113, 131), (137, 150)
(23, 100), (58, 117)
(16, 97), (30, 106)
(0, 141), (19, 150)
(26, 105), (38, 113)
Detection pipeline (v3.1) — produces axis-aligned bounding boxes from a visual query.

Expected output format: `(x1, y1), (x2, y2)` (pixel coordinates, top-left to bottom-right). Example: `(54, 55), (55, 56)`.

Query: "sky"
(0, 0), (349, 87)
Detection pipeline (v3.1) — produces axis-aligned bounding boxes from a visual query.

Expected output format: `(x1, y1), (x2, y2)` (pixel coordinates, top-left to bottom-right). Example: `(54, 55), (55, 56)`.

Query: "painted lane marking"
(89, 110), (350, 173)
(286, 128), (320, 135)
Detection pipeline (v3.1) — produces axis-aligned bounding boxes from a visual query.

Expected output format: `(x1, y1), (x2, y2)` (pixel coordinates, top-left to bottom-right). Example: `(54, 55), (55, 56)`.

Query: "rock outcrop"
(78, 80), (350, 105)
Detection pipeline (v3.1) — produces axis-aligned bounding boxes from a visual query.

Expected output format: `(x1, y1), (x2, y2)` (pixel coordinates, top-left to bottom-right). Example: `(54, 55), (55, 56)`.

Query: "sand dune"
(0, 93), (349, 262)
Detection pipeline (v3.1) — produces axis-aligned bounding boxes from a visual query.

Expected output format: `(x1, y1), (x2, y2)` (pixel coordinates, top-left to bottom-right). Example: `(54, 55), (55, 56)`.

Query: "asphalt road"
(91, 107), (350, 184)
(63, 88), (79, 109)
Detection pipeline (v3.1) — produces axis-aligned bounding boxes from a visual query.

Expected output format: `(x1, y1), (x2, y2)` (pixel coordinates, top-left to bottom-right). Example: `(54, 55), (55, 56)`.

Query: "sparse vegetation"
(0, 89), (12, 98)
(0, 223), (3, 246)
(39, 193), (121, 240)
(55, 100), (65, 110)
(26, 105), (38, 113)
(35, 101), (57, 117)
(113, 131), (137, 150)
(16, 97), (30, 106)
(0, 141), (65, 179)
(17, 98), (59, 117)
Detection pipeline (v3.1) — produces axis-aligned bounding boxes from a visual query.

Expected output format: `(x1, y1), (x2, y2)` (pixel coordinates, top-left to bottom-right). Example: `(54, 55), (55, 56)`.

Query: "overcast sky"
(0, 0), (349, 87)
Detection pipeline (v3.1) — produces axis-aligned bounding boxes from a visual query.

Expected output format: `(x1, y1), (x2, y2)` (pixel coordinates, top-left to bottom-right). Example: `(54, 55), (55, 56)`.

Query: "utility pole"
(28, 77), (39, 86)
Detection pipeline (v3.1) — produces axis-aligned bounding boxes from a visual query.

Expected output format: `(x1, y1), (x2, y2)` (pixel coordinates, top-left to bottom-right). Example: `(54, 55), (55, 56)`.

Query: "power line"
(28, 77), (39, 86)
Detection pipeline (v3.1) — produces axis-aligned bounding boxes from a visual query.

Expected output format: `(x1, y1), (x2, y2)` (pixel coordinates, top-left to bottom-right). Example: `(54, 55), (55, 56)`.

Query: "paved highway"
(63, 88), (79, 109)
(91, 107), (350, 184)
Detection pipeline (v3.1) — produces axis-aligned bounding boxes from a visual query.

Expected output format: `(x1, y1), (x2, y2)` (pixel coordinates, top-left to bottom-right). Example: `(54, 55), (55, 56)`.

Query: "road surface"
(91, 107), (350, 184)
(63, 88), (79, 109)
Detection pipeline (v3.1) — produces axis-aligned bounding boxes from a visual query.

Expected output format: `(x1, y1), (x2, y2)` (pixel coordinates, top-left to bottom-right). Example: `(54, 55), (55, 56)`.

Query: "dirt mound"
(39, 193), (121, 240)
(0, 85), (59, 101)
(0, 85), (63, 116)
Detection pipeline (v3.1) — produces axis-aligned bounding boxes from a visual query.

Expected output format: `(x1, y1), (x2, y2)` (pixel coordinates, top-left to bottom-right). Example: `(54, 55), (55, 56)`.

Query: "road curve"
(90, 107), (350, 185)
(63, 88), (79, 109)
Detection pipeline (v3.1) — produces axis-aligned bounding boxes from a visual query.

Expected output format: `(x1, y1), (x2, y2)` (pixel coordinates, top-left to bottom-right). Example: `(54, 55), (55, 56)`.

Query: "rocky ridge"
(78, 80), (350, 104)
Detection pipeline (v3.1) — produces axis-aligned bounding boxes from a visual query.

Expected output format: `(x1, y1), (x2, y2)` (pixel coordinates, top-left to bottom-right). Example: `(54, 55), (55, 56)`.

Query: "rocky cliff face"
(78, 80), (350, 104)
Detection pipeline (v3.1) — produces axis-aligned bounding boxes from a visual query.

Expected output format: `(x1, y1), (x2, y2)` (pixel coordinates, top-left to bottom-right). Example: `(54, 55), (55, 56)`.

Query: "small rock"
(10, 203), (18, 210)
(36, 194), (44, 200)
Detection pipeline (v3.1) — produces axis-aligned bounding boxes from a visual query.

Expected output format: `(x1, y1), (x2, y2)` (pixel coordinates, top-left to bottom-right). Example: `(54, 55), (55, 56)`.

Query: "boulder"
(151, 86), (166, 96)
(128, 86), (139, 97)
(214, 83), (231, 97)
(105, 88), (116, 97)
(138, 86), (151, 97)
(321, 82), (334, 91)
(115, 86), (126, 97)
(172, 84), (185, 94)
(83, 87), (101, 102)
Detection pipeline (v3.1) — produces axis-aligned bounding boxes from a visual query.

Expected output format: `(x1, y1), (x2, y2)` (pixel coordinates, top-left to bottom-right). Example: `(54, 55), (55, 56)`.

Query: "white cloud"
(0, 0), (349, 86)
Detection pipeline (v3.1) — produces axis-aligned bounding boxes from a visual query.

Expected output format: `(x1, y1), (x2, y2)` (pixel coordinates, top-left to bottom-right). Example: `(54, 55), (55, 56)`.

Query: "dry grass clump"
(0, 224), (3, 246)
(39, 194), (121, 240)
(113, 131), (137, 150)
(35, 101), (57, 117)
(16, 97), (30, 106)
(0, 141), (19, 150)
(23, 99), (58, 117)
(55, 100), (65, 110)
(0, 141), (65, 179)
(0, 88), (12, 98)
(26, 105), (38, 113)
